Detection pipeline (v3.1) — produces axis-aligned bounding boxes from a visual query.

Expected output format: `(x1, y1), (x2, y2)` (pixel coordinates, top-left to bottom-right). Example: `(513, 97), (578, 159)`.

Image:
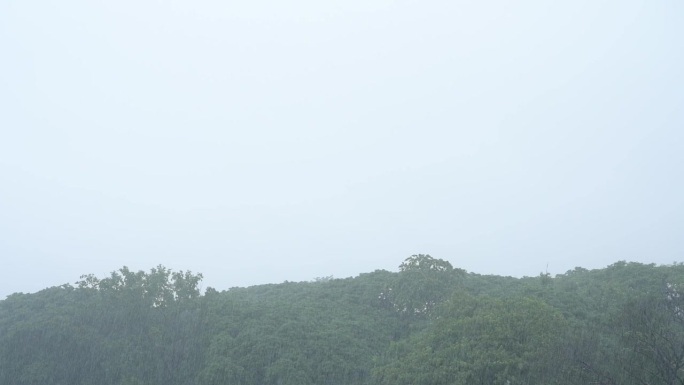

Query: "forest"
(1, 255), (683, 385)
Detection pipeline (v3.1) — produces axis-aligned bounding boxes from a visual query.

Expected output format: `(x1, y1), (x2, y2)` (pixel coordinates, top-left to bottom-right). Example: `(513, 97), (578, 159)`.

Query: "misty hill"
(1, 255), (683, 385)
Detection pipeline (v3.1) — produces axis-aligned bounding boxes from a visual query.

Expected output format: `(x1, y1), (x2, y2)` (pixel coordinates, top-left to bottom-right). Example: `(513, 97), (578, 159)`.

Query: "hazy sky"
(1, 0), (683, 298)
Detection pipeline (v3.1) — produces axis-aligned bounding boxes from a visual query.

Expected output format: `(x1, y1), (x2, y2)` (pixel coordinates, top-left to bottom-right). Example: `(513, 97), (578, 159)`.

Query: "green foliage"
(1, 260), (684, 385)
(398, 254), (455, 272)
(383, 255), (465, 321)
(76, 265), (203, 307)
(373, 292), (568, 385)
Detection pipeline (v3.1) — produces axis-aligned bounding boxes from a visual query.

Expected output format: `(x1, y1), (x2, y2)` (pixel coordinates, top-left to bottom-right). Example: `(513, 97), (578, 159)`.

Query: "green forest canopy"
(1, 255), (683, 385)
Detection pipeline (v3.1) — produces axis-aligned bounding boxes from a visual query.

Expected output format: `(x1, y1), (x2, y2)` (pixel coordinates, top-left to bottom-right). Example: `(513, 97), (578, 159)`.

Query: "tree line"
(1, 255), (683, 385)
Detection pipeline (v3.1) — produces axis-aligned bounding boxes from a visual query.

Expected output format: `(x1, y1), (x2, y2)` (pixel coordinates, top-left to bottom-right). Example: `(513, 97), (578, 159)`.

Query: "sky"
(1, 0), (683, 298)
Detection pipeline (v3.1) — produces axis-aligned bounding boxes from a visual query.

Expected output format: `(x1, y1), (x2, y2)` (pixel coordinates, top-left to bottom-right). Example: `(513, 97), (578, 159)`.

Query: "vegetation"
(1, 256), (683, 385)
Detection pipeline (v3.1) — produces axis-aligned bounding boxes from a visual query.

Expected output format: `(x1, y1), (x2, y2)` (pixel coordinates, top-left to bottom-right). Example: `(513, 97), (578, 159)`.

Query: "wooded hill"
(1, 255), (683, 385)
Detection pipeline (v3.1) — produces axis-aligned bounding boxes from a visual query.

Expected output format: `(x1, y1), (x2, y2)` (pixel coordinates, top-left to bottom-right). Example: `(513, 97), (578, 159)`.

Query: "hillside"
(1, 255), (683, 385)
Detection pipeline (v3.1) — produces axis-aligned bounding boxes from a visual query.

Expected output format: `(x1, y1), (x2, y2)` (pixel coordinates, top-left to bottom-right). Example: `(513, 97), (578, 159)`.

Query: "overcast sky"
(1, 0), (683, 298)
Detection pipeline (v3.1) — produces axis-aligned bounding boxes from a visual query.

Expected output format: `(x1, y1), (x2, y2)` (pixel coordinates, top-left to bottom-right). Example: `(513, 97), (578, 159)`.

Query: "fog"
(1, 0), (682, 298)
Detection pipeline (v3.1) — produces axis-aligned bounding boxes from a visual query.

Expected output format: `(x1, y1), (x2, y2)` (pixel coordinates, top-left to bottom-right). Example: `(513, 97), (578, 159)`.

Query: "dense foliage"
(1, 256), (684, 385)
